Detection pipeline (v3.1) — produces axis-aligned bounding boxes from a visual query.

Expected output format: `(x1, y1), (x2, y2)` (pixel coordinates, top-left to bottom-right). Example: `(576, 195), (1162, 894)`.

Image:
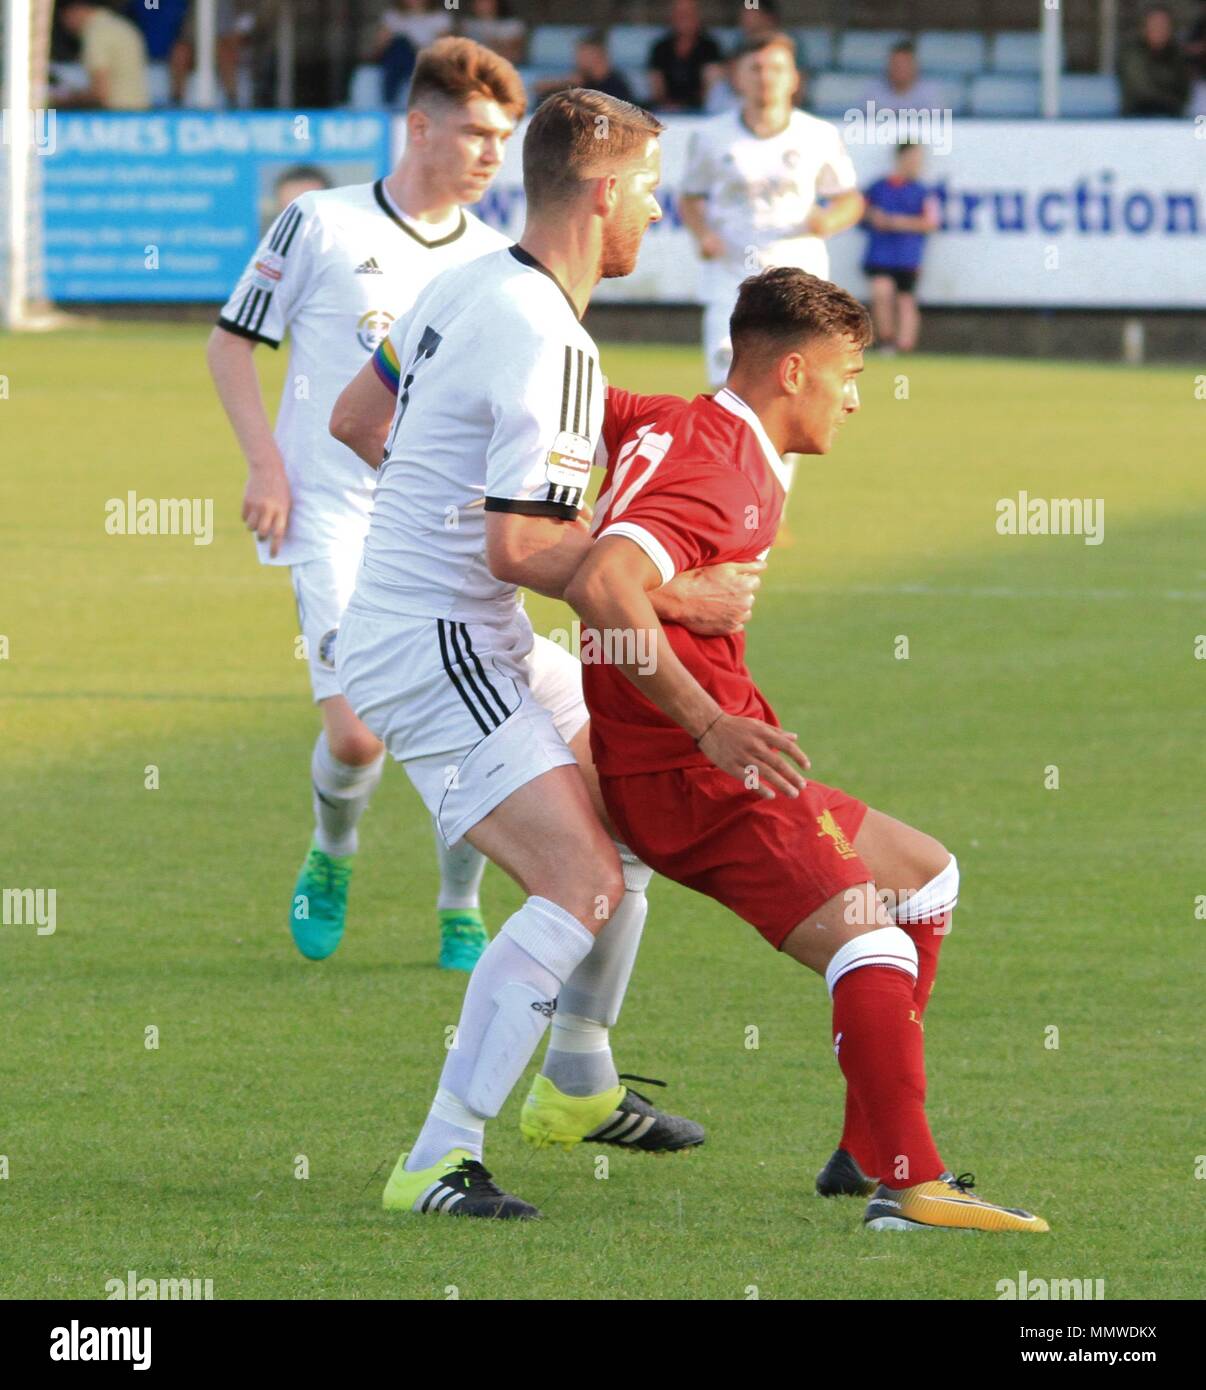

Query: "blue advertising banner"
(43, 112), (391, 301)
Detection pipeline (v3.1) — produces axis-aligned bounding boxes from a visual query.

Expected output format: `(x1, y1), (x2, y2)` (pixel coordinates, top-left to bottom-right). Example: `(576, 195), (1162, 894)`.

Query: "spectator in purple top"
(862, 143), (940, 355)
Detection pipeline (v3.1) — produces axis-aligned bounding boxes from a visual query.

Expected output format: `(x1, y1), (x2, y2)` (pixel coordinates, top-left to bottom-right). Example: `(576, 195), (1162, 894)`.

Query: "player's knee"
(534, 859), (623, 931)
(328, 727), (383, 766)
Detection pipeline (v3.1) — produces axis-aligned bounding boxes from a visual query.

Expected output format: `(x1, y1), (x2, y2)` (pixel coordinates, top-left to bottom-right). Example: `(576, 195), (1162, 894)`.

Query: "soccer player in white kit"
(330, 90), (762, 1219)
(680, 33), (865, 390)
(206, 39), (525, 971)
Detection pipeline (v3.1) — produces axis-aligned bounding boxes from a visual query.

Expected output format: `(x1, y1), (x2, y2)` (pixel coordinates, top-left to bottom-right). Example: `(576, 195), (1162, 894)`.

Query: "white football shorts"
(290, 549), (364, 703)
(336, 602), (587, 848)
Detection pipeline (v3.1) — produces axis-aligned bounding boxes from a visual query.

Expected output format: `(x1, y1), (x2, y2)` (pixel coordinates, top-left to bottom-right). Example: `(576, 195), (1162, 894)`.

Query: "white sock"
(406, 896), (594, 1171)
(544, 1012), (617, 1097)
(542, 843), (651, 1098)
(311, 730), (383, 857)
(406, 1087), (485, 1168)
(434, 820), (487, 912)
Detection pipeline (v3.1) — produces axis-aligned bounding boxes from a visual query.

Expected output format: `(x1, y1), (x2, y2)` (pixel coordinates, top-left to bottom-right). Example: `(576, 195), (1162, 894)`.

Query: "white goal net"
(1, 0), (54, 329)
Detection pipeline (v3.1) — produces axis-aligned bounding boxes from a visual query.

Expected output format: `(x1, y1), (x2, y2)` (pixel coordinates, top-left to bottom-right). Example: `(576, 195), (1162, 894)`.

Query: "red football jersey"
(584, 386), (790, 776)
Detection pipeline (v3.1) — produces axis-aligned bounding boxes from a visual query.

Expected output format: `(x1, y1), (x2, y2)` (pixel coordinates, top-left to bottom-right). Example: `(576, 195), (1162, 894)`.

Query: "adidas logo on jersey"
(355, 257), (384, 274)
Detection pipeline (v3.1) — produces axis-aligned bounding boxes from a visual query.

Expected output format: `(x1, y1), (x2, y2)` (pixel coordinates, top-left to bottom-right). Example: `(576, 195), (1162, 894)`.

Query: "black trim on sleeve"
(214, 315), (281, 348)
(484, 497), (579, 521)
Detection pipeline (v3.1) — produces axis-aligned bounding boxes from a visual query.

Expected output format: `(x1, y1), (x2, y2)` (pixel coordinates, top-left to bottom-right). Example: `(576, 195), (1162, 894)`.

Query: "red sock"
(832, 964), (944, 1190)
(838, 1086), (879, 1178)
(903, 906), (951, 1016)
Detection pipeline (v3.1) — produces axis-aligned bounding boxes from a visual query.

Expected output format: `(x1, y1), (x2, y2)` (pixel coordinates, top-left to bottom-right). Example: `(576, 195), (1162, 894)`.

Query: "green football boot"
(289, 843), (353, 960)
(438, 908), (489, 972)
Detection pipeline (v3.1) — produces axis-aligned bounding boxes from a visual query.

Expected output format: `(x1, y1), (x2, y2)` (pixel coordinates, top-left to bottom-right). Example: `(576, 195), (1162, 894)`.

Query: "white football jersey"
(682, 109), (857, 292)
(217, 180), (508, 567)
(351, 246), (602, 625)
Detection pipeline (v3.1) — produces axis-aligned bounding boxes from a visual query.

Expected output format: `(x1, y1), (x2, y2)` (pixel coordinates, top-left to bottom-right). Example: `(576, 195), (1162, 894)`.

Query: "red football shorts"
(601, 766), (871, 949)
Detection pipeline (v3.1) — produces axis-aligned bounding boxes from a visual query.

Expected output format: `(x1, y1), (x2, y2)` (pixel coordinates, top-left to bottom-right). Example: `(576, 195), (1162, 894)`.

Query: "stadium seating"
(794, 26), (834, 71)
(527, 25), (589, 70)
(348, 63), (384, 110)
(834, 30), (909, 74)
(969, 73), (1041, 117)
(810, 71), (873, 116)
(607, 24), (662, 71)
(915, 31), (987, 77)
(1059, 73), (1122, 117)
(989, 32), (1044, 74)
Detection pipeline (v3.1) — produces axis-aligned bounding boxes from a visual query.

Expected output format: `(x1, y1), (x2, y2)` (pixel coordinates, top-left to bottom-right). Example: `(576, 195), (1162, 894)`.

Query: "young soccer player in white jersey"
(206, 39), (525, 972)
(330, 90), (768, 1220)
(680, 34), (865, 391)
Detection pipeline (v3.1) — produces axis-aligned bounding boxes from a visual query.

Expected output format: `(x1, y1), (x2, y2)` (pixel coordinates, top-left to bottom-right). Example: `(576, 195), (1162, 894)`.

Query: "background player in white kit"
(681, 33), (865, 392)
(330, 90), (764, 1220)
(206, 39), (525, 972)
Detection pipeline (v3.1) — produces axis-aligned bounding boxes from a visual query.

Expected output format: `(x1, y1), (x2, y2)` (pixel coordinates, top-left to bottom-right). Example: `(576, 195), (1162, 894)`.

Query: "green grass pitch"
(1, 322), (1203, 1299)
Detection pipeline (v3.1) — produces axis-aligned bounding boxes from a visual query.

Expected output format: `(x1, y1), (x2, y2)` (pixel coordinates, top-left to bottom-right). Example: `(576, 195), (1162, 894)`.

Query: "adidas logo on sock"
(355, 257), (383, 274)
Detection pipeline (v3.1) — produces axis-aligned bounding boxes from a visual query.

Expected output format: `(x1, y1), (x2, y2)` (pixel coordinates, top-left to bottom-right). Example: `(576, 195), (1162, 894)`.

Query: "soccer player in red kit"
(566, 267), (1049, 1233)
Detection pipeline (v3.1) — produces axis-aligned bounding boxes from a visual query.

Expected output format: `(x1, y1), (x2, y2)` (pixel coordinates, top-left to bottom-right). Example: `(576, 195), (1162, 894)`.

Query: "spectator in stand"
(708, 0), (804, 113)
(1119, 4), (1191, 115)
(54, 1), (150, 110)
(1188, 0), (1206, 115)
(535, 30), (635, 104)
(123, 0), (188, 103)
(171, 1), (254, 107)
(647, 0), (724, 112)
(371, 0), (454, 105)
(459, 0), (526, 66)
(861, 40), (943, 113)
(272, 164), (333, 221)
(861, 142), (940, 356)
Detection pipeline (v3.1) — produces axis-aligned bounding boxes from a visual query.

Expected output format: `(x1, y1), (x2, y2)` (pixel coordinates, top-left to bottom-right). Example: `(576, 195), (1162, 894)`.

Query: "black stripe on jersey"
(455, 624), (513, 724)
(278, 208), (303, 256)
(437, 621), (494, 737)
(270, 205), (301, 253)
(446, 621), (509, 727)
(252, 289), (274, 334)
(484, 496), (579, 521)
(572, 348), (584, 433)
(560, 346), (572, 432)
(243, 288), (262, 330)
(584, 357), (594, 432)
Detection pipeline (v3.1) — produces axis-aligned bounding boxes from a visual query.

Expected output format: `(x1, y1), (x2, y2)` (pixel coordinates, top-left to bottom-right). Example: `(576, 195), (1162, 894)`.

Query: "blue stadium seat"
(969, 74), (1041, 116)
(1059, 73), (1121, 117)
(608, 24), (663, 70)
(932, 76), (970, 116)
(347, 63), (383, 110)
(915, 31), (987, 77)
(834, 30), (909, 74)
(794, 26), (834, 71)
(810, 71), (874, 116)
(528, 25), (589, 70)
(990, 32), (1043, 74)
(712, 26), (739, 54)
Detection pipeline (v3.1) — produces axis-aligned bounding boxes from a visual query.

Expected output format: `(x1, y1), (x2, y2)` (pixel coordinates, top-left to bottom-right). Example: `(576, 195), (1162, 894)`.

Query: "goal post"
(1, 0), (55, 330)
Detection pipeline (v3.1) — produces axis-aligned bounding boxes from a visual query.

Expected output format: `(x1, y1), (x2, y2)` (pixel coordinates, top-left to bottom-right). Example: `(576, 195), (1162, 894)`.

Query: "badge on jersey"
(356, 308), (395, 352)
(545, 431), (593, 490)
(252, 251), (285, 289)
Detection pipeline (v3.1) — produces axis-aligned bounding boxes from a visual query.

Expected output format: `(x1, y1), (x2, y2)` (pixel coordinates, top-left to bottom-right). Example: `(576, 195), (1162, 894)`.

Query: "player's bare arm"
(805, 190), (866, 240)
(565, 535), (809, 799)
(484, 510), (595, 600)
(329, 353), (398, 469)
(679, 193), (724, 259)
(206, 325), (292, 557)
(652, 559), (764, 635)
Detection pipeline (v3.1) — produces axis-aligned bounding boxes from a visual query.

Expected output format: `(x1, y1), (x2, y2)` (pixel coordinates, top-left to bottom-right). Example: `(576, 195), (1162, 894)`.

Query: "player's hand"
(670, 560), (765, 636)
(697, 231), (725, 261)
(243, 460), (291, 558)
(697, 713), (810, 800)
